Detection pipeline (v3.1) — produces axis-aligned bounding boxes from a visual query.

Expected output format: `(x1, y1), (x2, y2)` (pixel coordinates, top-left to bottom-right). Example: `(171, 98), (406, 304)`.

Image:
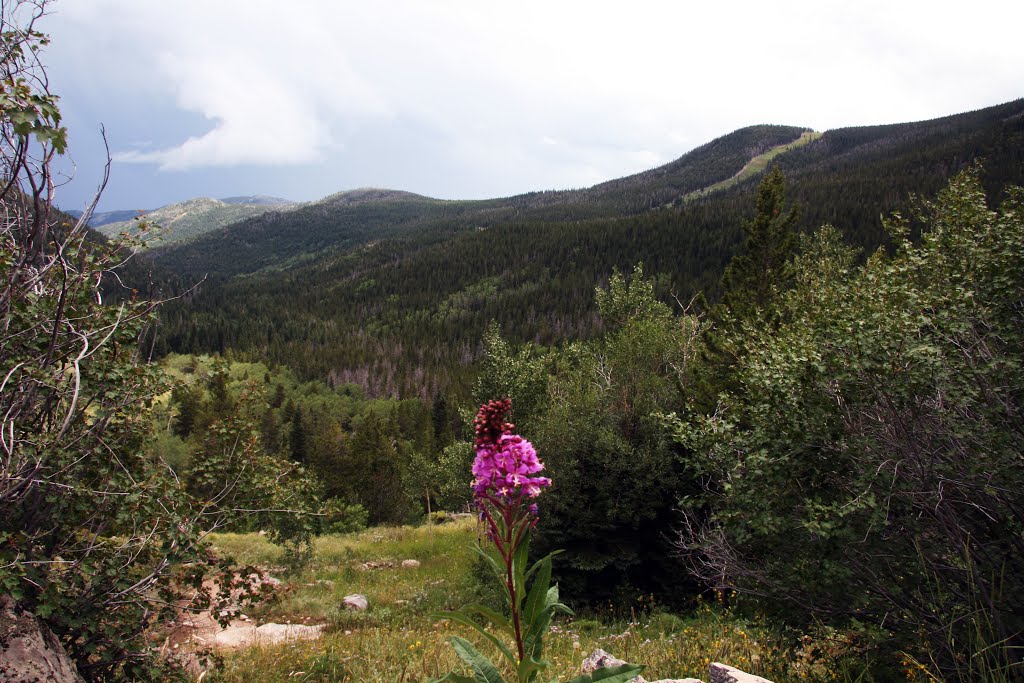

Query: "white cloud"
(64, 0), (394, 169)
(45, 0), (1024, 199)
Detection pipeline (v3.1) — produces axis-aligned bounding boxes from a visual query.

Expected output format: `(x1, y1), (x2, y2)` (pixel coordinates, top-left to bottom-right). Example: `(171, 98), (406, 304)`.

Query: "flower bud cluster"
(473, 398), (515, 447)
(471, 399), (551, 504)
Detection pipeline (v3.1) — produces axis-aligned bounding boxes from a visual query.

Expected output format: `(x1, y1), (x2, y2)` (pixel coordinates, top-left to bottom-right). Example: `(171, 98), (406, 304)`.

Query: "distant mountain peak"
(319, 188), (431, 206)
(220, 195), (295, 206)
(96, 195), (299, 247)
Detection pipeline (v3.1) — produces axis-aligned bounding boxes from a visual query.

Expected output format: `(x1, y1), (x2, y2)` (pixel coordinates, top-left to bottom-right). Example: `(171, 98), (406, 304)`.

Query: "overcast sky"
(42, 0), (1024, 212)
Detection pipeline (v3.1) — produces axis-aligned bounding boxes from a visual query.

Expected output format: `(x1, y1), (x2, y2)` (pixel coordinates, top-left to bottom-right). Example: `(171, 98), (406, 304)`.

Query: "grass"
(198, 518), (871, 682)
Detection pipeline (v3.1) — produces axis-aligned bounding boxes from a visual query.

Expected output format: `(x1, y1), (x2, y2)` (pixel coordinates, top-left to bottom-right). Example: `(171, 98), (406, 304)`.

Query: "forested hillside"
(150, 99), (1024, 398)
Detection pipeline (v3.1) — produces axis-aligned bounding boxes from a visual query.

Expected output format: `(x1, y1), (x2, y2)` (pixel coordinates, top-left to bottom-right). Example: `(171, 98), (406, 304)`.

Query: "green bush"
(320, 499), (369, 535)
(671, 167), (1024, 681)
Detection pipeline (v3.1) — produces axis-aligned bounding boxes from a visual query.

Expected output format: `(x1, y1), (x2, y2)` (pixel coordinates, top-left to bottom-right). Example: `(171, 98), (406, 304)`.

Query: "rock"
(342, 594), (368, 611)
(253, 623), (325, 644)
(202, 621), (325, 649)
(585, 651), (622, 675)
(358, 560), (395, 570)
(580, 649), (648, 682)
(0, 595), (85, 682)
(709, 663), (772, 683)
(581, 648), (627, 674)
(580, 648), (703, 683)
(401, 559), (421, 569)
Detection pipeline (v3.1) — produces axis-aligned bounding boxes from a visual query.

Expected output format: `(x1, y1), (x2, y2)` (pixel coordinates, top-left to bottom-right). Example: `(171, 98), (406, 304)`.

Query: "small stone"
(709, 663), (773, 683)
(342, 593), (368, 611)
(401, 559), (421, 569)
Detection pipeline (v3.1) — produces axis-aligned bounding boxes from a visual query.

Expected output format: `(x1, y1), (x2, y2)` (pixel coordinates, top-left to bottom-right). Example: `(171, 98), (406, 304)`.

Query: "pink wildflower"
(473, 433), (551, 500)
(471, 400), (550, 505)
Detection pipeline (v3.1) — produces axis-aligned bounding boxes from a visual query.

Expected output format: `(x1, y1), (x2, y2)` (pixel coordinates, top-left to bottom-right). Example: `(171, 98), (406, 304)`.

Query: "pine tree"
(290, 407), (307, 463)
(718, 164), (800, 322)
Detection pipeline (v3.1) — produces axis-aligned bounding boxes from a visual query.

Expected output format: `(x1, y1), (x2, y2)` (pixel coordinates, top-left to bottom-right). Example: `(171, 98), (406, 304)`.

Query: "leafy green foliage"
(406, 440), (474, 516)
(472, 322), (550, 429)
(318, 498), (369, 534)
(531, 266), (703, 605)
(0, 7), (224, 677)
(670, 167), (1024, 681)
(184, 377), (322, 564)
(163, 354), (464, 526)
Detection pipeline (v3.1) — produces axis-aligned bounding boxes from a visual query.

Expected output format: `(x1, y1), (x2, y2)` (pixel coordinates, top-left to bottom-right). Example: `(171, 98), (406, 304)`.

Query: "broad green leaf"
(561, 664), (645, 683)
(450, 636), (509, 683)
(512, 536), (530, 609)
(522, 556), (552, 626)
(525, 549), (563, 584)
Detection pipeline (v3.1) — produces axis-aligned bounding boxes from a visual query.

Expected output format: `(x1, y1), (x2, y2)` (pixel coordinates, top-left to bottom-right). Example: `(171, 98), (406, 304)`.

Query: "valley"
(4, 13), (1023, 678)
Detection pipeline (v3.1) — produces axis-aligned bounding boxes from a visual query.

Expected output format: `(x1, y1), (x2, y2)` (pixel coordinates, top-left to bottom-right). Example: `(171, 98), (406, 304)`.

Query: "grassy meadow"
(197, 518), (886, 683)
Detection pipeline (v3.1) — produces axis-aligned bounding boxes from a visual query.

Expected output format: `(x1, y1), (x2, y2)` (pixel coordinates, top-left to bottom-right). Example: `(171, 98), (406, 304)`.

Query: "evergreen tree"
(170, 382), (203, 438)
(289, 406), (308, 463)
(431, 391), (455, 451)
(350, 411), (407, 524)
(718, 164), (800, 322)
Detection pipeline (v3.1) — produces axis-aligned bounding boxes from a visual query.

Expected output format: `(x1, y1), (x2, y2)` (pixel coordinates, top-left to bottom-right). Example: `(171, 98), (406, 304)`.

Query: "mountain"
(64, 208), (147, 228)
(220, 195), (295, 206)
(152, 126), (812, 281)
(150, 98), (1024, 398)
(98, 196), (297, 247)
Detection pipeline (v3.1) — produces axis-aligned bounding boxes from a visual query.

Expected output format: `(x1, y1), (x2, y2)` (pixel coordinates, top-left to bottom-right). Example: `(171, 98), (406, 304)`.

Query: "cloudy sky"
(43, 0), (1024, 212)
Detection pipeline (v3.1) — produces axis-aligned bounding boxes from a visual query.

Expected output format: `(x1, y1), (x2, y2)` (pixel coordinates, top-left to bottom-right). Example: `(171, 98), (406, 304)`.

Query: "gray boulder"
(0, 595), (85, 682)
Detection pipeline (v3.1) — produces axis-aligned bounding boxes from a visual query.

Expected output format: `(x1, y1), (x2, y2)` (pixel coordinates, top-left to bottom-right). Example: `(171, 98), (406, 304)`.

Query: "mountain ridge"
(150, 98), (1024, 397)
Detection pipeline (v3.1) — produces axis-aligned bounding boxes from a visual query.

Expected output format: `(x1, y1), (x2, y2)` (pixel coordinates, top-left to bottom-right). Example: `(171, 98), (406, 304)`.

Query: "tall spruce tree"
(718, 163), (800, 322)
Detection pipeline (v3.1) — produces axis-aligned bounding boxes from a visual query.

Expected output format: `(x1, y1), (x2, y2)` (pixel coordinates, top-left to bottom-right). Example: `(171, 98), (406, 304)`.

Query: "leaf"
(463, 603), (515, 637)
(525, 549), (563, 584)
(561, 664), (645, 683)
(516, 653), (548, 682)
(590, 665), (646, 682)
(449, 636), (509, 683)
(522, 556), (553, 626)
(433, 612), (516, 665)
(524, 588), (572, 659)
(511, 534), (531, 610)
(428, 673), (476, 683)
(472, 544), (507, 587)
